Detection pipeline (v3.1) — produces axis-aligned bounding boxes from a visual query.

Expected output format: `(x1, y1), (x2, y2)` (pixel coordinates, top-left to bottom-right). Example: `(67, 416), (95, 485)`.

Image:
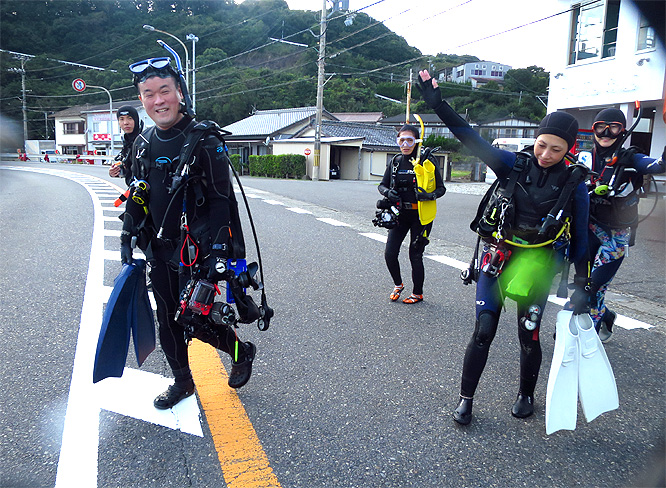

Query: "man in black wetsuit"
(109, 105), (142, 186)
(120, 57), (256, 409)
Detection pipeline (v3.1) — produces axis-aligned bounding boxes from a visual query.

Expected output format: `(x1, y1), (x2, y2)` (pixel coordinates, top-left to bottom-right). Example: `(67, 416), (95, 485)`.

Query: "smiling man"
(119, 57), (257, 410)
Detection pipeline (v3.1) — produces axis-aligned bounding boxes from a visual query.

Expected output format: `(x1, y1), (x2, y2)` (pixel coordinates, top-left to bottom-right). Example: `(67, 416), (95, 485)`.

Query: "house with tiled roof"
(331, 112), (384, 123)
(272, 119), (402, 180)
(222, 106), (338, 164)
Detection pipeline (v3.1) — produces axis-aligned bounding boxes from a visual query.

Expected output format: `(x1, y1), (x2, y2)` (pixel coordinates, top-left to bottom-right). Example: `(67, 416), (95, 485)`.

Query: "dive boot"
(511, 393), (534, 418)
(154, 382), (195, 410)
(228, 342), (256, 389)
(598, 310), (616, 343)
(453, 396), (473, 425)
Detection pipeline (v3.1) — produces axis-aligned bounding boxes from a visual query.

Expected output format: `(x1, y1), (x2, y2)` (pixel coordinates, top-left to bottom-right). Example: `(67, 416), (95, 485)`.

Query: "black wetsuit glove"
(570, 275), (592, 315)
(120, 231), (133, 265)
(386, 189), (400, 203)
(416, 189), (436, 201)
(416, 75), (443, 111)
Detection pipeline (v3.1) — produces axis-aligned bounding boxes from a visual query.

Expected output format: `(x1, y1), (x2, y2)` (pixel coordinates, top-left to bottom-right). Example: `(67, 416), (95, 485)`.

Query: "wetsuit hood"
(117, 105), (142, 140)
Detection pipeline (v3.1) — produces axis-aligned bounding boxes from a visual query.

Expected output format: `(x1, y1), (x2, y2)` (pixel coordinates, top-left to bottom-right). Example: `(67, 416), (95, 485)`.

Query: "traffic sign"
(72, 78), (86, 92)
(304, 148), (312, 156)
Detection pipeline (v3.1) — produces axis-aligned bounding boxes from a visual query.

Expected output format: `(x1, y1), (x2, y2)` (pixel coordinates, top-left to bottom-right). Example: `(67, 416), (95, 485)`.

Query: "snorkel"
(157, 40), (195, 118)
(411, 113), (425, 165)
(610, 100), (641, 166)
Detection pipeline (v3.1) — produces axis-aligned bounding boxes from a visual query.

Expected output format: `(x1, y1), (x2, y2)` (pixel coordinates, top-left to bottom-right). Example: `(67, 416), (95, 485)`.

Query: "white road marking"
(287, 207), (312, 214)
(317, 217), (350, 227)
(426, 254), (468, 270)
(0, 168), (203, 488)
(94, 368), (203, 436)
(359, 232), (388, 243)
(263, 199), (287, 206)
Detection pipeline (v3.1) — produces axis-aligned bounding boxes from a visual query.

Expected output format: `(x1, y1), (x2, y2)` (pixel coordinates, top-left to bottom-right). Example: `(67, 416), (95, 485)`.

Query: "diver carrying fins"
(94, 42), (273, 410)
(546, 310), (619, 435)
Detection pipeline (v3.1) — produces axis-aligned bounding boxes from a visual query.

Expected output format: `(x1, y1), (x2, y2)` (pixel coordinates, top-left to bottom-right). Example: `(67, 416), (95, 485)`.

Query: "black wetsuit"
(378, 150), (446, 295)
(426, 98), (590, 401)
(115, 128), (141, 187)
(123, 115), (240, 387)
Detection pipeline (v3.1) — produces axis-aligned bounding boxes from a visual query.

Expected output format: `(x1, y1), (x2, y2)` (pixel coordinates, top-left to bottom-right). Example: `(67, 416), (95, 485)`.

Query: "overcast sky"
(280, 0), (566, 71)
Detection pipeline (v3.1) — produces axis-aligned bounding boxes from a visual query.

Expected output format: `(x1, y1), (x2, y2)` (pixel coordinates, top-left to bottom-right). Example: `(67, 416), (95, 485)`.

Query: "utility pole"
(20, 57), (28, 143)
(313, 0), (327, 181)
(405, 69), (413, 124)
(7, 57), (30, 143)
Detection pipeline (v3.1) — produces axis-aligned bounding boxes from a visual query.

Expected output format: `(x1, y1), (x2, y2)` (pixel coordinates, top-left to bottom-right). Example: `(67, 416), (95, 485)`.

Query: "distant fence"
(1, 153), (115, 164)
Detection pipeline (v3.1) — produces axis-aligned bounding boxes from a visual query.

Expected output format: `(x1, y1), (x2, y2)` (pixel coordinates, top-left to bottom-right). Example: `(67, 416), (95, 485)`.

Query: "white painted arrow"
(3, 169), (206, 488)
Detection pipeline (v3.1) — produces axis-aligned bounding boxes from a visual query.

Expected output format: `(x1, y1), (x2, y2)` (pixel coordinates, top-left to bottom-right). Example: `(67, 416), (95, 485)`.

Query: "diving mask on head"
(130, 57), (179, 86)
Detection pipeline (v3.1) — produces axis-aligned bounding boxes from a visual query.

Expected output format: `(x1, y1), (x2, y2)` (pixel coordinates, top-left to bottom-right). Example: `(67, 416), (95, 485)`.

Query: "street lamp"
(143, 24), (189, 91)
(186, 33), (198, 113)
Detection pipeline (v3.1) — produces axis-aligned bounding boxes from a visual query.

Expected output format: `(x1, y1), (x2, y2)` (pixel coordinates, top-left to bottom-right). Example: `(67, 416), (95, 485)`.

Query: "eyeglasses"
(592, 121), (624, 138)
(129, 57), (172, 73)
(397, 137), (418, 147)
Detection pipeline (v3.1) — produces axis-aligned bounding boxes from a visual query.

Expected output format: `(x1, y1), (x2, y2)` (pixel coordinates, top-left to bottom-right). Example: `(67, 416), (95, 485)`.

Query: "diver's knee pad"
(473, 310), (499, 347)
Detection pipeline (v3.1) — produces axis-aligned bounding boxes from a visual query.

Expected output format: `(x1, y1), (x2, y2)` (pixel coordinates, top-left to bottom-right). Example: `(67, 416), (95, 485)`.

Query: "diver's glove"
(386, 189), (400, 203)
(416, 75), (443, 110)
(206, 255), (228, 283)
(120, 231), (133, 265)
(570, 275), (592, 315)
(416, 189), (436, 201)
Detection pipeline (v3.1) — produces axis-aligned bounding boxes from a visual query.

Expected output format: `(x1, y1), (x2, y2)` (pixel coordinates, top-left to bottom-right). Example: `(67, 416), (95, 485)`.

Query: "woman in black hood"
(586, 108), (665, 342)
(377, 123), (446, 304)
(109, 105), (143, 185)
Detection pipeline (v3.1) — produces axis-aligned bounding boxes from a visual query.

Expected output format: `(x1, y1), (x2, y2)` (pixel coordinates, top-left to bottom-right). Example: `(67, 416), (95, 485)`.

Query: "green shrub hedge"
(248, 154), (306, 178)
(229, 154), (242, 174)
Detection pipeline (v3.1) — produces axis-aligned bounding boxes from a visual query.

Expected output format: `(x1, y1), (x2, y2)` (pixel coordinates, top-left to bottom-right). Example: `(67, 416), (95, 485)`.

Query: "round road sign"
(72, 79), (86, 92)
(304, 148), (312, 156)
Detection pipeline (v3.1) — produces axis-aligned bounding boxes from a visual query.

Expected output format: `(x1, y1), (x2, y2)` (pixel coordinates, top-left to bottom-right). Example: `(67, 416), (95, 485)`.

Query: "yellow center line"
(189, 340), (281, 488)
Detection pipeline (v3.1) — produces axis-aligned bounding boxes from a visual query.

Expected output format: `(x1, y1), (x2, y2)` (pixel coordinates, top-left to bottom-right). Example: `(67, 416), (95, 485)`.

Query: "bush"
(423, 134), (462, 153)
(248, 154), (306, 178)
(229, 154), (242, 174)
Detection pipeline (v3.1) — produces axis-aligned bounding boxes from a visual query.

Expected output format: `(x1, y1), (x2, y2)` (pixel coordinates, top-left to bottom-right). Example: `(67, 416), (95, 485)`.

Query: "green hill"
(0, 0), (546, 140)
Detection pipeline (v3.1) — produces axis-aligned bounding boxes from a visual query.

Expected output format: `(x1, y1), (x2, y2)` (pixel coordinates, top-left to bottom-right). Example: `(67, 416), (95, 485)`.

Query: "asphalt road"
(0, 161), (664, 488)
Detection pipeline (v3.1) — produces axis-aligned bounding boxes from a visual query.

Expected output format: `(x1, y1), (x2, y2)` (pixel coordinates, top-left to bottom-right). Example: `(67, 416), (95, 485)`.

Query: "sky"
(280, 0), (567, 71)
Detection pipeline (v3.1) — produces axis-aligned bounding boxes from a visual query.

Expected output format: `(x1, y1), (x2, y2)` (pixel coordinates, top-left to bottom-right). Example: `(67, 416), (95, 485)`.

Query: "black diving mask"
(592, 121), (624, 139)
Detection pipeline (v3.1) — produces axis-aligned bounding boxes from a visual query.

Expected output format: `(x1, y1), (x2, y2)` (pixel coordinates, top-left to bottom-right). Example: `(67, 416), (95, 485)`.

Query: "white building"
(440, 61), (512, 88)
(52, 100), (151, 157)
(547, 0), (665, 159)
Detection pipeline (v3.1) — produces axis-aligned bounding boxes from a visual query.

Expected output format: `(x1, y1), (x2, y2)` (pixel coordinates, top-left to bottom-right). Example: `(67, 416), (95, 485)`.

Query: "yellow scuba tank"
(411, 114), (437, 225)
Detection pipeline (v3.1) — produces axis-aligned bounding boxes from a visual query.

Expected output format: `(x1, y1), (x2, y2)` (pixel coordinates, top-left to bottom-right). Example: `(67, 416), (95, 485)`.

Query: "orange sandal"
(389, 284), (404, 301)
(402, 293), (423, 304)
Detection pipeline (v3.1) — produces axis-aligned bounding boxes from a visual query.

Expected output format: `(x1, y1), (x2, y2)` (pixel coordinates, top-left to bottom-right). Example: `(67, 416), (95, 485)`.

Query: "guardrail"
(1, 153), (116, 164)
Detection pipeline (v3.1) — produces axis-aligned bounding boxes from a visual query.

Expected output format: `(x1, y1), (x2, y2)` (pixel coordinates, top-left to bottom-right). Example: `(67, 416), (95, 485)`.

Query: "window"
(569, 0), (620, 64)
(93, 122), (100, 133)
(602, 0), (619, 58)
(637, 16), (655, 50)
(63, 122), (84, 134)
(62, 145), (81, 155)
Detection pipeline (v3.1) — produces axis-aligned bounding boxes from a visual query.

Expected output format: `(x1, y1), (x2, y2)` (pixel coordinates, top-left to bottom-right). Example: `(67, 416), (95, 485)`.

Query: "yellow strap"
(497, 220), (570, 248)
